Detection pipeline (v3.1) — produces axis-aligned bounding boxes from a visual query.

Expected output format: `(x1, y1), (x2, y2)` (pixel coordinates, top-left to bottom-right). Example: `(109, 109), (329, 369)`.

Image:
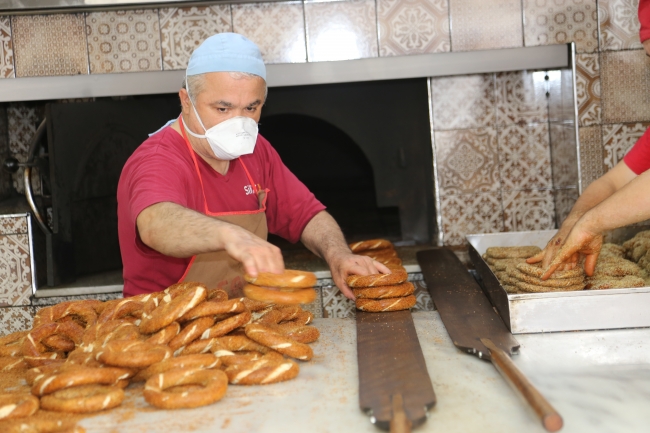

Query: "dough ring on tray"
(355, 295), (416, 312)
(353, 282), (414, 299)
(346, 268), (408, 288)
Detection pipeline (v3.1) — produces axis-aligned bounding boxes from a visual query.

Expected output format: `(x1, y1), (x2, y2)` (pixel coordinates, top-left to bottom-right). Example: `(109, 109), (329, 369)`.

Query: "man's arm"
(543, 168), (650, 278)
(300, 211), (389, 300)
(137, 201), (283, 276)
(528, 161), (636, 268)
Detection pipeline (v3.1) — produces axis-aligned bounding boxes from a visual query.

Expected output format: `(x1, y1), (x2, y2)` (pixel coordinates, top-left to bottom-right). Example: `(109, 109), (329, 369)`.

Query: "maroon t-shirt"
(117, 125), (325, 296)
(623, 126), (650, 175)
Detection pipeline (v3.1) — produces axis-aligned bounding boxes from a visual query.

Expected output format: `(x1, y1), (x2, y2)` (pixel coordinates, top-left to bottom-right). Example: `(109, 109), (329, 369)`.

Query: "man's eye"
(217, 108), (227, 112)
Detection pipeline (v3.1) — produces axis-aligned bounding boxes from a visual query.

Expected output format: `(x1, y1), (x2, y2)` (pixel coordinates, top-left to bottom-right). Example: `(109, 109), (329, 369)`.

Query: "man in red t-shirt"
(117, 33), (388, 298)
(530, 4), (650, 277)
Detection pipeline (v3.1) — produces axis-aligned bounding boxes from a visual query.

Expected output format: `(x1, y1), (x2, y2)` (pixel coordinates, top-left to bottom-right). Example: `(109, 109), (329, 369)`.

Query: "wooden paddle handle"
(481, 339), (563, 432)
(389, 394), (412, 433)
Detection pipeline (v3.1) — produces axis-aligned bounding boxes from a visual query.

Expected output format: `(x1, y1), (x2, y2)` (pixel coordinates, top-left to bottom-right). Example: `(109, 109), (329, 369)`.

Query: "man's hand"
(542, 224), (603, 279)
(219, 224), (284, 277)
(327, 251), (391, 300)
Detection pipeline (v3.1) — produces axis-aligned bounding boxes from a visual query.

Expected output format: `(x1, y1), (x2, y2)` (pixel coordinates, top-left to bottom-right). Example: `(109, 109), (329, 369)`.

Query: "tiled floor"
(430, 74), (496, 130)
(305, 0), (378, 62)
(523, 0), (598, 53)
(160, 5), (232, 70)
(86, 9), (162, 74)
(377, 0), (450, 56)
(599, 0), (643, 51)
(448, 0), (522, 51)
(11, 14), (88, 77)
(233, 1), (307, 64)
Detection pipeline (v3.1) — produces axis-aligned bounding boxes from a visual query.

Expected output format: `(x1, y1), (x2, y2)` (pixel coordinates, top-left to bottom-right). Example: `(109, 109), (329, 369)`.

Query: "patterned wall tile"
(448, 0), (522, 51)
(412, 280), (434, 311)
(549, 123), (579, 188)
(523, 0), (598, 53)
(599, 0), (642, 51)
(602, 122), (650, 171)
(0, 216), (28, 235)
(377, 0), (450, 56)
(601, 50), (650, 124)
(575, 53), (601, 126)
(434, 127), (500, 194)
(430, 74), (495, 130)
(0, 16), (14, 78)
(0, 306), (35, 335)
(498, 123), (553, 190)
(300, 286), (323, 319)
(440, 191), (504, 246)
(31, 292), (122, 307)
(496, 71), (548, 125)
(12, 14), (88, 77)
(554, 187), (579, 227)
(0, 105), (10, 199)
(86, 10), (162, 74)
(7, 103), (42, 195)
(578, 125), (604, 190)
(305, 0), (378, 62)
(502, 189), (556, 232)
(160, 6), (232, 71)
(321, 284), (355, 318)
(233, 1), (306, 64)
(0, 234), (32, 306)
(548, 69), (575, 123)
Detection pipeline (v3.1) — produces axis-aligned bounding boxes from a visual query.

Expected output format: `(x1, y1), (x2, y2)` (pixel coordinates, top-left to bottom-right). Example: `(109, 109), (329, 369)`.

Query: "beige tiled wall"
(0, 0), (645, 246)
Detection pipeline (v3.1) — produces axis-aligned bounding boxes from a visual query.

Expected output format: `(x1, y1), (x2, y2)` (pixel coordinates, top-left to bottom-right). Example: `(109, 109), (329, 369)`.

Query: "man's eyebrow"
(212, 100), (233, 107)
(246, 100), (262, 108)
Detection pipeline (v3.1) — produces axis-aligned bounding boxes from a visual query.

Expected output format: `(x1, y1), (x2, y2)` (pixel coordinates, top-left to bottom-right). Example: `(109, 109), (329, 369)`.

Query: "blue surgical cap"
(186, 33), (266, 80)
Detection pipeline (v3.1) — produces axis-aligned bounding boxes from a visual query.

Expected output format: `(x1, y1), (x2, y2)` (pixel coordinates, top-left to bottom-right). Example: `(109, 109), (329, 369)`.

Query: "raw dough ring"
(485, 246), (541, 259)
(0, 393), (39, 419)
(507, 268), (585, 287)
(96, 340), (171, 368)
(40, 384), (124, 413)
(224, 355), (300, 385)
(355, 295), (416, 312)
(516, 262), (584, 279)
(514, 280), (585, 293)
(243, 284), (317, 305)
(244, 270), (317, 289)
(353, 282), (415, 299)
(32, 367), (133, 396)
(346, 268), (408, 288)
(245, 323), (313, 361)
(133, 354), (221, 382)
(349, 239), (393, 253)
(143, 368), (228, 409)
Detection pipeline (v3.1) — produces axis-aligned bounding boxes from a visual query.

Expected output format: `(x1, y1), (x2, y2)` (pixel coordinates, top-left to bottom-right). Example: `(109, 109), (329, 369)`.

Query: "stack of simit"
(347, 239), (416, 312)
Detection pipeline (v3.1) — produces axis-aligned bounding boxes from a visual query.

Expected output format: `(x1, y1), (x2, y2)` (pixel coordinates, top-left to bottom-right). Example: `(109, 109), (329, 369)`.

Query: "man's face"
(180, 71), (266, 132)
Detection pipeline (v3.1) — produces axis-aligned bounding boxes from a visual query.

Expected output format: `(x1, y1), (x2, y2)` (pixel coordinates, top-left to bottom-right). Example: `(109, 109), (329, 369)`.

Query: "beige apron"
(177, 116), (269, 298)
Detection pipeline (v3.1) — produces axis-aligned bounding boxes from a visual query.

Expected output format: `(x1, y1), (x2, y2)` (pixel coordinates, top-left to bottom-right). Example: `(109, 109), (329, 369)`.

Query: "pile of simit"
(485, 246), (587, 293)
(347, 239), (416, 312)
(0, 277), (320, 430)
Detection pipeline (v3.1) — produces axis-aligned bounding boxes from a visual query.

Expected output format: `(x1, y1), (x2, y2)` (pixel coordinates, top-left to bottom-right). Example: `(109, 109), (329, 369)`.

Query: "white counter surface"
(80, 311), (650, 433)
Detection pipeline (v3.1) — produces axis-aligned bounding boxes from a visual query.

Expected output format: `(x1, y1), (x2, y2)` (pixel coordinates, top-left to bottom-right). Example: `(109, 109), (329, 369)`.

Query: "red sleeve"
(256, 137), (326, 243)
(122, 133), (191, 235)
(639, 0), (650, 42)
(623, 127), (650, 175)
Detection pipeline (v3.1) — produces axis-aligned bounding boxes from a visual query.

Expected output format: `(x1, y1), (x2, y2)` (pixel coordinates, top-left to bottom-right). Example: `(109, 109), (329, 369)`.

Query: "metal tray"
(467, 229), (650, 334)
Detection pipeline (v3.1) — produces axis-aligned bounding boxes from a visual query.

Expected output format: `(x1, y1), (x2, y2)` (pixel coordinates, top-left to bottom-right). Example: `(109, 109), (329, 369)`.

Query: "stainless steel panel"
(0, 45), (570, 103)
(467, 230), (650, 334)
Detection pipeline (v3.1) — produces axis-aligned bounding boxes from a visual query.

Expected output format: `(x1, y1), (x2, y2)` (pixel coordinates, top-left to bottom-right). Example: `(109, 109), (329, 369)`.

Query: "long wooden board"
(357, 310), (436, 430)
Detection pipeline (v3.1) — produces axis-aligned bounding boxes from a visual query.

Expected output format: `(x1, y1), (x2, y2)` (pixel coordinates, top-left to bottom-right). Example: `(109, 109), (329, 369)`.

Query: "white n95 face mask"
(184, 97), (258, 161)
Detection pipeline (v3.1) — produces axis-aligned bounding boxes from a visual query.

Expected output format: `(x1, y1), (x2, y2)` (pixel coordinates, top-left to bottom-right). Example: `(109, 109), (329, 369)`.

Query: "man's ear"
(179, 88), (190, 110)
